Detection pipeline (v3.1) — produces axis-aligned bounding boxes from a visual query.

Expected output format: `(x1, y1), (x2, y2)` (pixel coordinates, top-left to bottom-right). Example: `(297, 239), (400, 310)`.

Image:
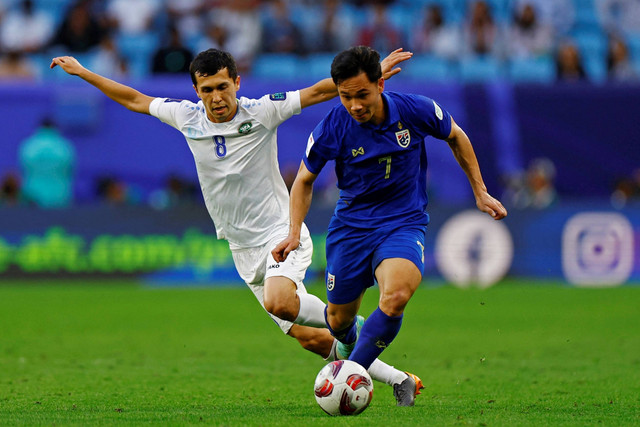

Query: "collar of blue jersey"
(357, 92), (399, 131)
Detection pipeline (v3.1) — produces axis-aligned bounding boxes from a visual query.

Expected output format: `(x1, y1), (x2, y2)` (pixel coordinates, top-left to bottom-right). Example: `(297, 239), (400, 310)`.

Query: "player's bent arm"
(298, 48), (413, 109)
(271, 161), (318, 262)
(445, 118), (508, 220)
(50, 56), (153, 114)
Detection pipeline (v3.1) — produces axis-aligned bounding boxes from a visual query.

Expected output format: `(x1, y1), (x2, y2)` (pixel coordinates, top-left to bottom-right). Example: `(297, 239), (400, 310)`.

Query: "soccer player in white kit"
(50, 48), (423, 405)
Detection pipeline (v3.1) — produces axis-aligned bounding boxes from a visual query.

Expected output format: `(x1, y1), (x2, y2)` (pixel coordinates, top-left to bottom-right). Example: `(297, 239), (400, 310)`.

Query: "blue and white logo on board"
(395, 129), (410, 148)
(562, 212), (634, 287)
(435, 210), (513, 289)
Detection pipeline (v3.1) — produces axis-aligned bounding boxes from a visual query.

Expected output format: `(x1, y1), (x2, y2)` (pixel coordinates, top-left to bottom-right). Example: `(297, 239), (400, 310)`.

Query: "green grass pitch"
(1, 280), (639, 426)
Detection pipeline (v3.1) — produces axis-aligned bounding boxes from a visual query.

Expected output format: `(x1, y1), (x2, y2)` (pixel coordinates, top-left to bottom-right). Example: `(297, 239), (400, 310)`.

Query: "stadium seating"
(251, 53), (302, 80)
(402, 54), (457, 82)
(508, 56), (556, 84)
(459, 55), (503, 83)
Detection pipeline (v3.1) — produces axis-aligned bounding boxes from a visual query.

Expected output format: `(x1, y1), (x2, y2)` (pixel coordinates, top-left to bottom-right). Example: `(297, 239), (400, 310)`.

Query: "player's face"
(337, 72), (385, 125)
(193, 68), (240, 123)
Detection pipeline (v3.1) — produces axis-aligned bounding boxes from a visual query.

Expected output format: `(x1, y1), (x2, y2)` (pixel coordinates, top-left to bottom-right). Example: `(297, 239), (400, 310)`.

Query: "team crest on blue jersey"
(269, 92), (286, 101)
(238, 121), (252, 134)
(327, 272), (335, 291)
(395, 129), (411, 148)
(352, 147), (364, 157)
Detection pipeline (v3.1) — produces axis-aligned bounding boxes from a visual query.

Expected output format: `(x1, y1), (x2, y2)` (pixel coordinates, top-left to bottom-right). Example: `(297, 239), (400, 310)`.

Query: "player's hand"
(381, 48), (413, 80)
(271, 235), (300, 263)
(476, 192), (508, 220)
(50, 56), (86, 76)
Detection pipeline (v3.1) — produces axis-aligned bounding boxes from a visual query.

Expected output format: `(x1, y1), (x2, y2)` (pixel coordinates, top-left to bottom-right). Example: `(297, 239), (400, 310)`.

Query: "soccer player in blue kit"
(273, 46), (508, 395)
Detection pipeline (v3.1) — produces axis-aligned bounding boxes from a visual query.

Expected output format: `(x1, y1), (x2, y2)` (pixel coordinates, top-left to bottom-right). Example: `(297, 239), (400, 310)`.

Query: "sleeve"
(303, 115), (339, 175)
(248, 90), (302, 131)
(148, 97), (191, 130)
(409, 94), (452, 140)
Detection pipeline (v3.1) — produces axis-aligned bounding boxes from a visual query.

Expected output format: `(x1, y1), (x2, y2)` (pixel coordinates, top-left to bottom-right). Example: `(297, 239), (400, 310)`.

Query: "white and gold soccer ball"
(313, 360), (373, 416)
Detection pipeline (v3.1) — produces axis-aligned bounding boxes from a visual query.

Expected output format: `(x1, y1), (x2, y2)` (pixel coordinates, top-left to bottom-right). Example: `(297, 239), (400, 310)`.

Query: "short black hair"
(189, 49), (238, 86)
(330, 46), (382, 85)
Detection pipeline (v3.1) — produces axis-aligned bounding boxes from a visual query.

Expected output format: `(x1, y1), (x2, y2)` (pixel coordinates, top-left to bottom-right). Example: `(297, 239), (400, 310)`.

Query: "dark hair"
(330, 46), (382, 85)
(189, 49), (238, 86)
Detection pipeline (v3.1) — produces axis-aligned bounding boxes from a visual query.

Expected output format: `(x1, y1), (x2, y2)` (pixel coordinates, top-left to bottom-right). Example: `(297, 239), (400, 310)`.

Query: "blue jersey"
(304, 91), (452, 228)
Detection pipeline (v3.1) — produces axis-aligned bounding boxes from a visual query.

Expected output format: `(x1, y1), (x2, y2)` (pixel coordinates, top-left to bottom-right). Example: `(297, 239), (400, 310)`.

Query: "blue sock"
(324, 306), (357, 344)
(350, 307), (403, 369)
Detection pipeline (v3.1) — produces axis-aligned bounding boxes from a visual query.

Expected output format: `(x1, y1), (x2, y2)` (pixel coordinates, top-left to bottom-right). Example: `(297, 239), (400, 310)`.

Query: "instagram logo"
(562, 213), (634, 287)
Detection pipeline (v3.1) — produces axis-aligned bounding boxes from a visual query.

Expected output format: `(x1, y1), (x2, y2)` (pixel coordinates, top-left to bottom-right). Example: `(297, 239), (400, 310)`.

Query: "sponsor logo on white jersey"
(238, 121), (252, 134)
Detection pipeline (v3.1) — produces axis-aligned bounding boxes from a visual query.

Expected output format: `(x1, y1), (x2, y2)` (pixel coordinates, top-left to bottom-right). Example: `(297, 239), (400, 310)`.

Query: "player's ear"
(235, 75), (241, 91)
(378, 77), (385, 93)
(193, 84), (201, 99)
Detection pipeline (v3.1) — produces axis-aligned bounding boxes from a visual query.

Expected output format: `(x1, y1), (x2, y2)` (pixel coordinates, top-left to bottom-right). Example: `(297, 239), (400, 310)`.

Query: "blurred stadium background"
(0, 0), (639, 287)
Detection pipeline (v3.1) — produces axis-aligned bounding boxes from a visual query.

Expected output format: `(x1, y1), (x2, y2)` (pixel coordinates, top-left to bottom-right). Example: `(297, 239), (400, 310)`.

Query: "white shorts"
(231, 223), (313, 333)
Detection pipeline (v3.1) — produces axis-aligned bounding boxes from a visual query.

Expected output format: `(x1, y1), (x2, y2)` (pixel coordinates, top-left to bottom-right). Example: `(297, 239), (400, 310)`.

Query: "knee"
(264, 296), (296, 321)
(379, 287), (414, 316)
(289, 326), (333, 358)
(325, 309), (353, 332)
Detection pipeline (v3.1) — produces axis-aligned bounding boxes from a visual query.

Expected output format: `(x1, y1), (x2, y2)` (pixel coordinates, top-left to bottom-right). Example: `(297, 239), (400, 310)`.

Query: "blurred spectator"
(356, 3), (404, 55)
(0, 0), (55, 54)
(516, 0), (575, 36)
(261, 0), (305, 54)
(50, 0), (106, 53)
(463, 1), (502, 57)
(597, 0), (640, 36)
(152, 25), (194, 74)
(89, 33), (129, 79)
(105, 0), (161, 36)
(195, 24), (230, 54)
(148, 174), (199, 209)
(18, 118), (76, 209)
(525, 157), (557, 209)
(555, 40), (587, 81)
(501, 158), (558, 209)
(312, 0), (357, 52)
(0, 172), (22, 206)
(610, 168), (640, 207)
(411, 4), (461, 61)
(166, 0), (205, 42)
(207, 0), (262, 74)
(0, 50), (36, 80)
(507, 2), (553, 59)
(95, 176), (131, 205)
(606, 34), (638, 81)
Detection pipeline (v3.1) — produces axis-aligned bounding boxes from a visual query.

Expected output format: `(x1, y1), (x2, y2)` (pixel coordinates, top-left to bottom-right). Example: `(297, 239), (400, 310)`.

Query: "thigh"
(325, 224), (375, 305)
(265, 223), (313, 286)
(246, 282), (295, 334)
(372, 225), (426, 277)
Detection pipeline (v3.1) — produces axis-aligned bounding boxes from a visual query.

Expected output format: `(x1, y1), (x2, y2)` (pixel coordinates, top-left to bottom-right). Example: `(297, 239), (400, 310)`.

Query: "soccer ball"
(314, 360), (374, 416)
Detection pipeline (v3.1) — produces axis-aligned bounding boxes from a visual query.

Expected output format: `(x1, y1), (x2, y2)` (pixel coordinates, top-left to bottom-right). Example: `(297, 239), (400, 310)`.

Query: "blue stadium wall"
(1, 78), (639, 285)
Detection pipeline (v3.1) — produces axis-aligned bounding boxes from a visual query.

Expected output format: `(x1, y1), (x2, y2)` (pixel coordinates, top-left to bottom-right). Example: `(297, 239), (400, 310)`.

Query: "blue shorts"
(324, 219), (426, 304)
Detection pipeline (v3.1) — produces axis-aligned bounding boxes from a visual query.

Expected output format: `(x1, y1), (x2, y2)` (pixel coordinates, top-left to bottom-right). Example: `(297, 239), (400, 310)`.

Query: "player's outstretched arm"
(272, 161), (318, 262)
(446, 118), (508, 220)
(299, 48), (413, 109)
(50, 56), (154, 114)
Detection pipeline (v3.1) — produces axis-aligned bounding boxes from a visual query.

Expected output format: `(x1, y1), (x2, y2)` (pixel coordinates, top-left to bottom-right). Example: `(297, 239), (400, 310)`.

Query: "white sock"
(294, 291), (327, 328)
(368, 359), (408, 386)
(324, 339), (338, 361)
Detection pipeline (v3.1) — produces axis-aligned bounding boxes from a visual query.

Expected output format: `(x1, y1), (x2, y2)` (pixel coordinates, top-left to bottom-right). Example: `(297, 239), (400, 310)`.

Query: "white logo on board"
(562, 212), (633, 287)
(435, 210), (513, 289)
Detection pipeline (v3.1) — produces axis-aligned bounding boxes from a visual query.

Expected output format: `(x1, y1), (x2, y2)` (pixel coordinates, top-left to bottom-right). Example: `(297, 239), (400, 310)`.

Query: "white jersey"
(149, 91), (301, 248)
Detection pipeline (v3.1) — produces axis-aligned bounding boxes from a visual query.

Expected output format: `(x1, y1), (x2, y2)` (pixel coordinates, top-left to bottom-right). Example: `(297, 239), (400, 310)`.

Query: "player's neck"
(369, 96), (387, 126)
